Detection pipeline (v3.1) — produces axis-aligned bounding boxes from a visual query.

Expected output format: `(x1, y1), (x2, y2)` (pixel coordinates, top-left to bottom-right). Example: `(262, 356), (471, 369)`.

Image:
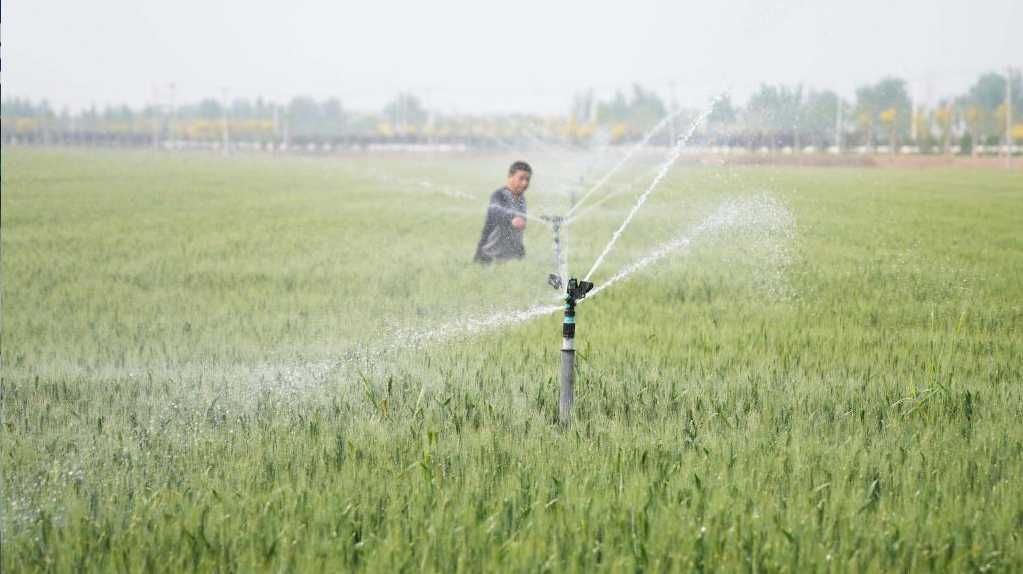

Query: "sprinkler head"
(566, 278), (594, 301)
(548, 273), (563, 290)
(541, 214), (564, 231)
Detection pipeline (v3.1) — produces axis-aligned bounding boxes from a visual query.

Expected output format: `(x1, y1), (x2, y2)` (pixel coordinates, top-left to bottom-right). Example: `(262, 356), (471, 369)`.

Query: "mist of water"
(565, 108), (688, 219)
(370, 192), (795, 360)
(563, 163), (663, 224)
(582, 105), (714, 281)
(584, 194), (795, 301)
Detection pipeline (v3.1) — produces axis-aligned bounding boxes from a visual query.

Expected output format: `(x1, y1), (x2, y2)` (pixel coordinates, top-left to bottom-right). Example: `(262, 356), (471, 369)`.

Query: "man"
(473, 161), (531, 263)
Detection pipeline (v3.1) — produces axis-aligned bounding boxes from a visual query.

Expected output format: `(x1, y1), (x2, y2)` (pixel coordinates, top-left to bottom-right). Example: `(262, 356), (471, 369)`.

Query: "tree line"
(569, 72), (1021, 153)
(3, 71), (1020, 152)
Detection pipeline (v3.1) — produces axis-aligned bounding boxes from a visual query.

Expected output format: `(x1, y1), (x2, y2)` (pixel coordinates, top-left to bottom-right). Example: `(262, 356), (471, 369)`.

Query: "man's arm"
(512, 196), (526, 230)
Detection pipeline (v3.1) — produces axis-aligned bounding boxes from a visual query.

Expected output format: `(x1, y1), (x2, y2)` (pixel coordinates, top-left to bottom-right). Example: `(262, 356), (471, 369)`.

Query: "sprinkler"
(541, 215), (565, 290)
(560, 277), (593, 425)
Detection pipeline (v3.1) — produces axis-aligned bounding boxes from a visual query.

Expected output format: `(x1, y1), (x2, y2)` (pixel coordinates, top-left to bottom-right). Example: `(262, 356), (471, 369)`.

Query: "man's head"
(506, 161), (532, 196)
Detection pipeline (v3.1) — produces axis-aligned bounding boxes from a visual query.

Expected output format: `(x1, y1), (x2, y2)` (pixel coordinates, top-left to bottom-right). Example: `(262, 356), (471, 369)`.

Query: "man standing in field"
(473, 161), (531, 263)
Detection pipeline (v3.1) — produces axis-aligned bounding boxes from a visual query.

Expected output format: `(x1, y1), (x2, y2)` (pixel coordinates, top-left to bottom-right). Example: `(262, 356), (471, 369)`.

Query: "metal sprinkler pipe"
(560, 277), (593, 425)
(542, 215), (565, 290)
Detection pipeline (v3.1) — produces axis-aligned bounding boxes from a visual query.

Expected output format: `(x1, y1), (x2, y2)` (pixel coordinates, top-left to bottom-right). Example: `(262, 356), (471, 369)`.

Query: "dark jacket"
(473, 187), (526, 263)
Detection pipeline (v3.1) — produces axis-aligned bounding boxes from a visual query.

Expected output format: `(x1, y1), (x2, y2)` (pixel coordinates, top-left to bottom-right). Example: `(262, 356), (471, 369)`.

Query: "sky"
(2, 0), (1020, 115)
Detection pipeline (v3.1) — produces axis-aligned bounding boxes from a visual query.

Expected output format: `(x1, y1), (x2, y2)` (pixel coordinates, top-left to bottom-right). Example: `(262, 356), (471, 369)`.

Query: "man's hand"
(511, 216), (526, 230)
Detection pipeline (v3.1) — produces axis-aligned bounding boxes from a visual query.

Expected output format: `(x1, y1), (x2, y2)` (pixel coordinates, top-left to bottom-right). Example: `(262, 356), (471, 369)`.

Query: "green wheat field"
(2, 148), (1022, 572)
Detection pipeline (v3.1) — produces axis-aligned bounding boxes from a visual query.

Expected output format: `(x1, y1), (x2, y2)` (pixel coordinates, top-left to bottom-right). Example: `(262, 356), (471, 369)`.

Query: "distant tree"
(252, 97), (267, 115)
(912, 107), (934, 150)
(854, 77), (910, 149)
(707, 94), (738, 145)
(708, 94), (737, 124)
(383, 93), (427, 132)
(321, 98), (346, 134)
(80, 105), (100, 131)
(102, 104), (133, 121)
(594, 85), (667, 136)
(800, 90), (840, 147)
(570, 89), (595, 124)
(346, 112), (381, 135)
(933, 102), (955, 154)
(964, 71), (1021, 144)
(876, 78), (911, 148)
(230, 99), (254, 119)
(1, 98), (55, 139)
(960, 104), (984, 156)
(968, 73), (1007, 113)
(1015, 69), (1023, 119)
(879, 107), (898, 154)
(596, 90), (629, 125)
(2, 98), (42, 117)
(627, 84), (667, 131)
(140, 104), (163, 119)
(853, 84), (878, 147)
(564, 90), (597, 144)
(196, 98), (223, 120)
(747, 84), (803, 148)
(284, 96), (319, 139)
(746, 86), (778, 147)
(35, 100), (56, 118)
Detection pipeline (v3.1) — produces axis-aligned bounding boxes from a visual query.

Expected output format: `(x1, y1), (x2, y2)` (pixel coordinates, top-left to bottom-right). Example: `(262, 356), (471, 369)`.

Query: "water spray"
(559, 277), (594, 425)
(583, 106), (714, 281)
(565, 108), (687, 220)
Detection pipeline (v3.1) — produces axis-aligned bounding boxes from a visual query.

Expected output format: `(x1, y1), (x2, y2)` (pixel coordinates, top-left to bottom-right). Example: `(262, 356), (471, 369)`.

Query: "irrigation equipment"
(560, 277), (594, 425)
(546, 103), (721, 425)
(541, 214), (566, 290)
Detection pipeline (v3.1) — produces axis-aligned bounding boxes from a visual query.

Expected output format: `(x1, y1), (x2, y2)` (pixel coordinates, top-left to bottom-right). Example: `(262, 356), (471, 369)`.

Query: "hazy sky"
(2, 0), (1020, 114)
